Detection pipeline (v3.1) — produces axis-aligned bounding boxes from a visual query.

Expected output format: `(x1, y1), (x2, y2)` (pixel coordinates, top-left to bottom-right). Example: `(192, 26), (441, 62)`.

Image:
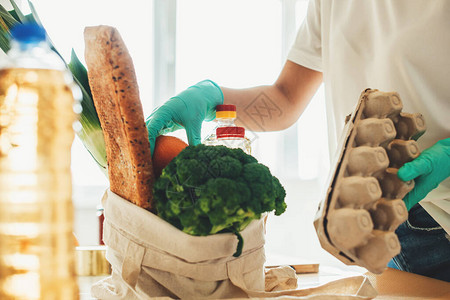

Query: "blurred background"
(3, 0), (341, 267)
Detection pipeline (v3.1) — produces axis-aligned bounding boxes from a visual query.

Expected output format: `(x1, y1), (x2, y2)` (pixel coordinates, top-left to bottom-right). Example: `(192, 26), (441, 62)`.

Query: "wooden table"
(78, 267), (450, 299)
(365, 268), (450, 299)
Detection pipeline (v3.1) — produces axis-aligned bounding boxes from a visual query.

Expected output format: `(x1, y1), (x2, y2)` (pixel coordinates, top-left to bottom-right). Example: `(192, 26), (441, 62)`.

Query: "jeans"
(387, 204), (450, 282)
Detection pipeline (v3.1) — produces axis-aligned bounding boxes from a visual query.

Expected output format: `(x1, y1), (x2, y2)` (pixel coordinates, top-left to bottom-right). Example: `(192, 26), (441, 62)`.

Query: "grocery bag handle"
(121, 239), (145, 288)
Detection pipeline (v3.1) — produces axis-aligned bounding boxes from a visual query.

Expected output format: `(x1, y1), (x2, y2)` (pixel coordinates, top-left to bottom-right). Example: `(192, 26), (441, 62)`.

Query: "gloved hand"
(146, 80), (223, 155)
(398, 138), (450, 211)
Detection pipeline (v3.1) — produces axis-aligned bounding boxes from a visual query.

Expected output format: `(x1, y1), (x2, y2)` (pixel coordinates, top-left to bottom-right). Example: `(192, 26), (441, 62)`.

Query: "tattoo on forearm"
(244, 92), (282, 131)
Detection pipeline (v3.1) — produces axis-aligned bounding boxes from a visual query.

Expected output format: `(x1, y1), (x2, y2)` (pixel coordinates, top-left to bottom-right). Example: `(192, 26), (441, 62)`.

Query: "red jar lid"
(217, 126), (245, 138)
(216, 104), (236, 112)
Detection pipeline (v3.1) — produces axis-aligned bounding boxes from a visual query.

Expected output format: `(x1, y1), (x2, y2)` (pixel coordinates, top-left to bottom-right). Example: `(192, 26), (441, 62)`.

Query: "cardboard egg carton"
(314, 89), (426, 274)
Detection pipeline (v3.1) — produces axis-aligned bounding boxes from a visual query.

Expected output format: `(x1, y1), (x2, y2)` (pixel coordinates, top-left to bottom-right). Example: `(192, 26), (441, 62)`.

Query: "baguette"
(84, 25), (154, 210)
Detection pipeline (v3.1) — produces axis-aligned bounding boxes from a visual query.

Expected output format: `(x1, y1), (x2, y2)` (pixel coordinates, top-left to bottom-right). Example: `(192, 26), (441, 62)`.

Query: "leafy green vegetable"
(68, 49), (107, 172)
(154, 144), (287, 257)
(0, 0), (107, 173)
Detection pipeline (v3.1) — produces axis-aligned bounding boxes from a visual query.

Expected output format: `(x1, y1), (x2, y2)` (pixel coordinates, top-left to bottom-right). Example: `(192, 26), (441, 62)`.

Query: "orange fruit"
(152, 135), (188, 178)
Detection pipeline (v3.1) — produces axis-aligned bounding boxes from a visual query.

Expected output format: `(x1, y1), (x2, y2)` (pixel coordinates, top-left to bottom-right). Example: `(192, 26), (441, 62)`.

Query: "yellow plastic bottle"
(0, 23), (81, 299)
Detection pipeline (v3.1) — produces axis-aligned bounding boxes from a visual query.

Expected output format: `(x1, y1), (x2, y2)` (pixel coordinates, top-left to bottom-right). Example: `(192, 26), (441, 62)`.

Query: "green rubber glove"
(398, 138), (450, 211)
(145, 80), (223, 155)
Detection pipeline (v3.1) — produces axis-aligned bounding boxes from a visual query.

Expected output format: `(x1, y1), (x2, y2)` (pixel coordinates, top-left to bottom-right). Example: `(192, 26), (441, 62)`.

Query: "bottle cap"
(10, 23), (46, 44)
(216, 104), (236, 112)
(216, 104), (237, 119)
(217, 126), (245, 138)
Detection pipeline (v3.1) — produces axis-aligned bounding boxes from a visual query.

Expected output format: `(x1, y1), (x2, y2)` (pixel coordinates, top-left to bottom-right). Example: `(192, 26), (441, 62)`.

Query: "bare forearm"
(221, 85), (295, 131)
(221, 61), (323, 132)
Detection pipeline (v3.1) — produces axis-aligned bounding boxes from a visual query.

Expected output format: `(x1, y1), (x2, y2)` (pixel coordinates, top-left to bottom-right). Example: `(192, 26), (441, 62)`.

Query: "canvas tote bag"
(91, 190), (377, 300)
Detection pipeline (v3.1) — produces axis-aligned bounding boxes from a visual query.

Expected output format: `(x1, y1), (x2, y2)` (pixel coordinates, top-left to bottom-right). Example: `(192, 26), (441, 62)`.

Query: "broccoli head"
(153, 144), (287, 257)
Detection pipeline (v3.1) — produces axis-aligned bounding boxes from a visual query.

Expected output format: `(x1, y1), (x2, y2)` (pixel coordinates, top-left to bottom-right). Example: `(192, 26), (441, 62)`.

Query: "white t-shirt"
(288, 0), (450, 232)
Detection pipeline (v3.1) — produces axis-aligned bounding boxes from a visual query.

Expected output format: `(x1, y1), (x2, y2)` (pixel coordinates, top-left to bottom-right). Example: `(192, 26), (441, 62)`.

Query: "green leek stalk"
(0, 0), (107, 175)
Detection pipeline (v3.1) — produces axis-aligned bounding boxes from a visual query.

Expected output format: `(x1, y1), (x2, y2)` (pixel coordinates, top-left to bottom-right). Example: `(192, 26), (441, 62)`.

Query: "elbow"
(272, 83), (304, 130)
(277, 110), (302, 131)
(271, 61), (323, 131)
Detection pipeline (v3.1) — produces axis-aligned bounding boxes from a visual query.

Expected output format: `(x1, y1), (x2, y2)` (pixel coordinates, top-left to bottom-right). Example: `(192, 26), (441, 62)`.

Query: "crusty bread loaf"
(84, 25), (154, 210)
